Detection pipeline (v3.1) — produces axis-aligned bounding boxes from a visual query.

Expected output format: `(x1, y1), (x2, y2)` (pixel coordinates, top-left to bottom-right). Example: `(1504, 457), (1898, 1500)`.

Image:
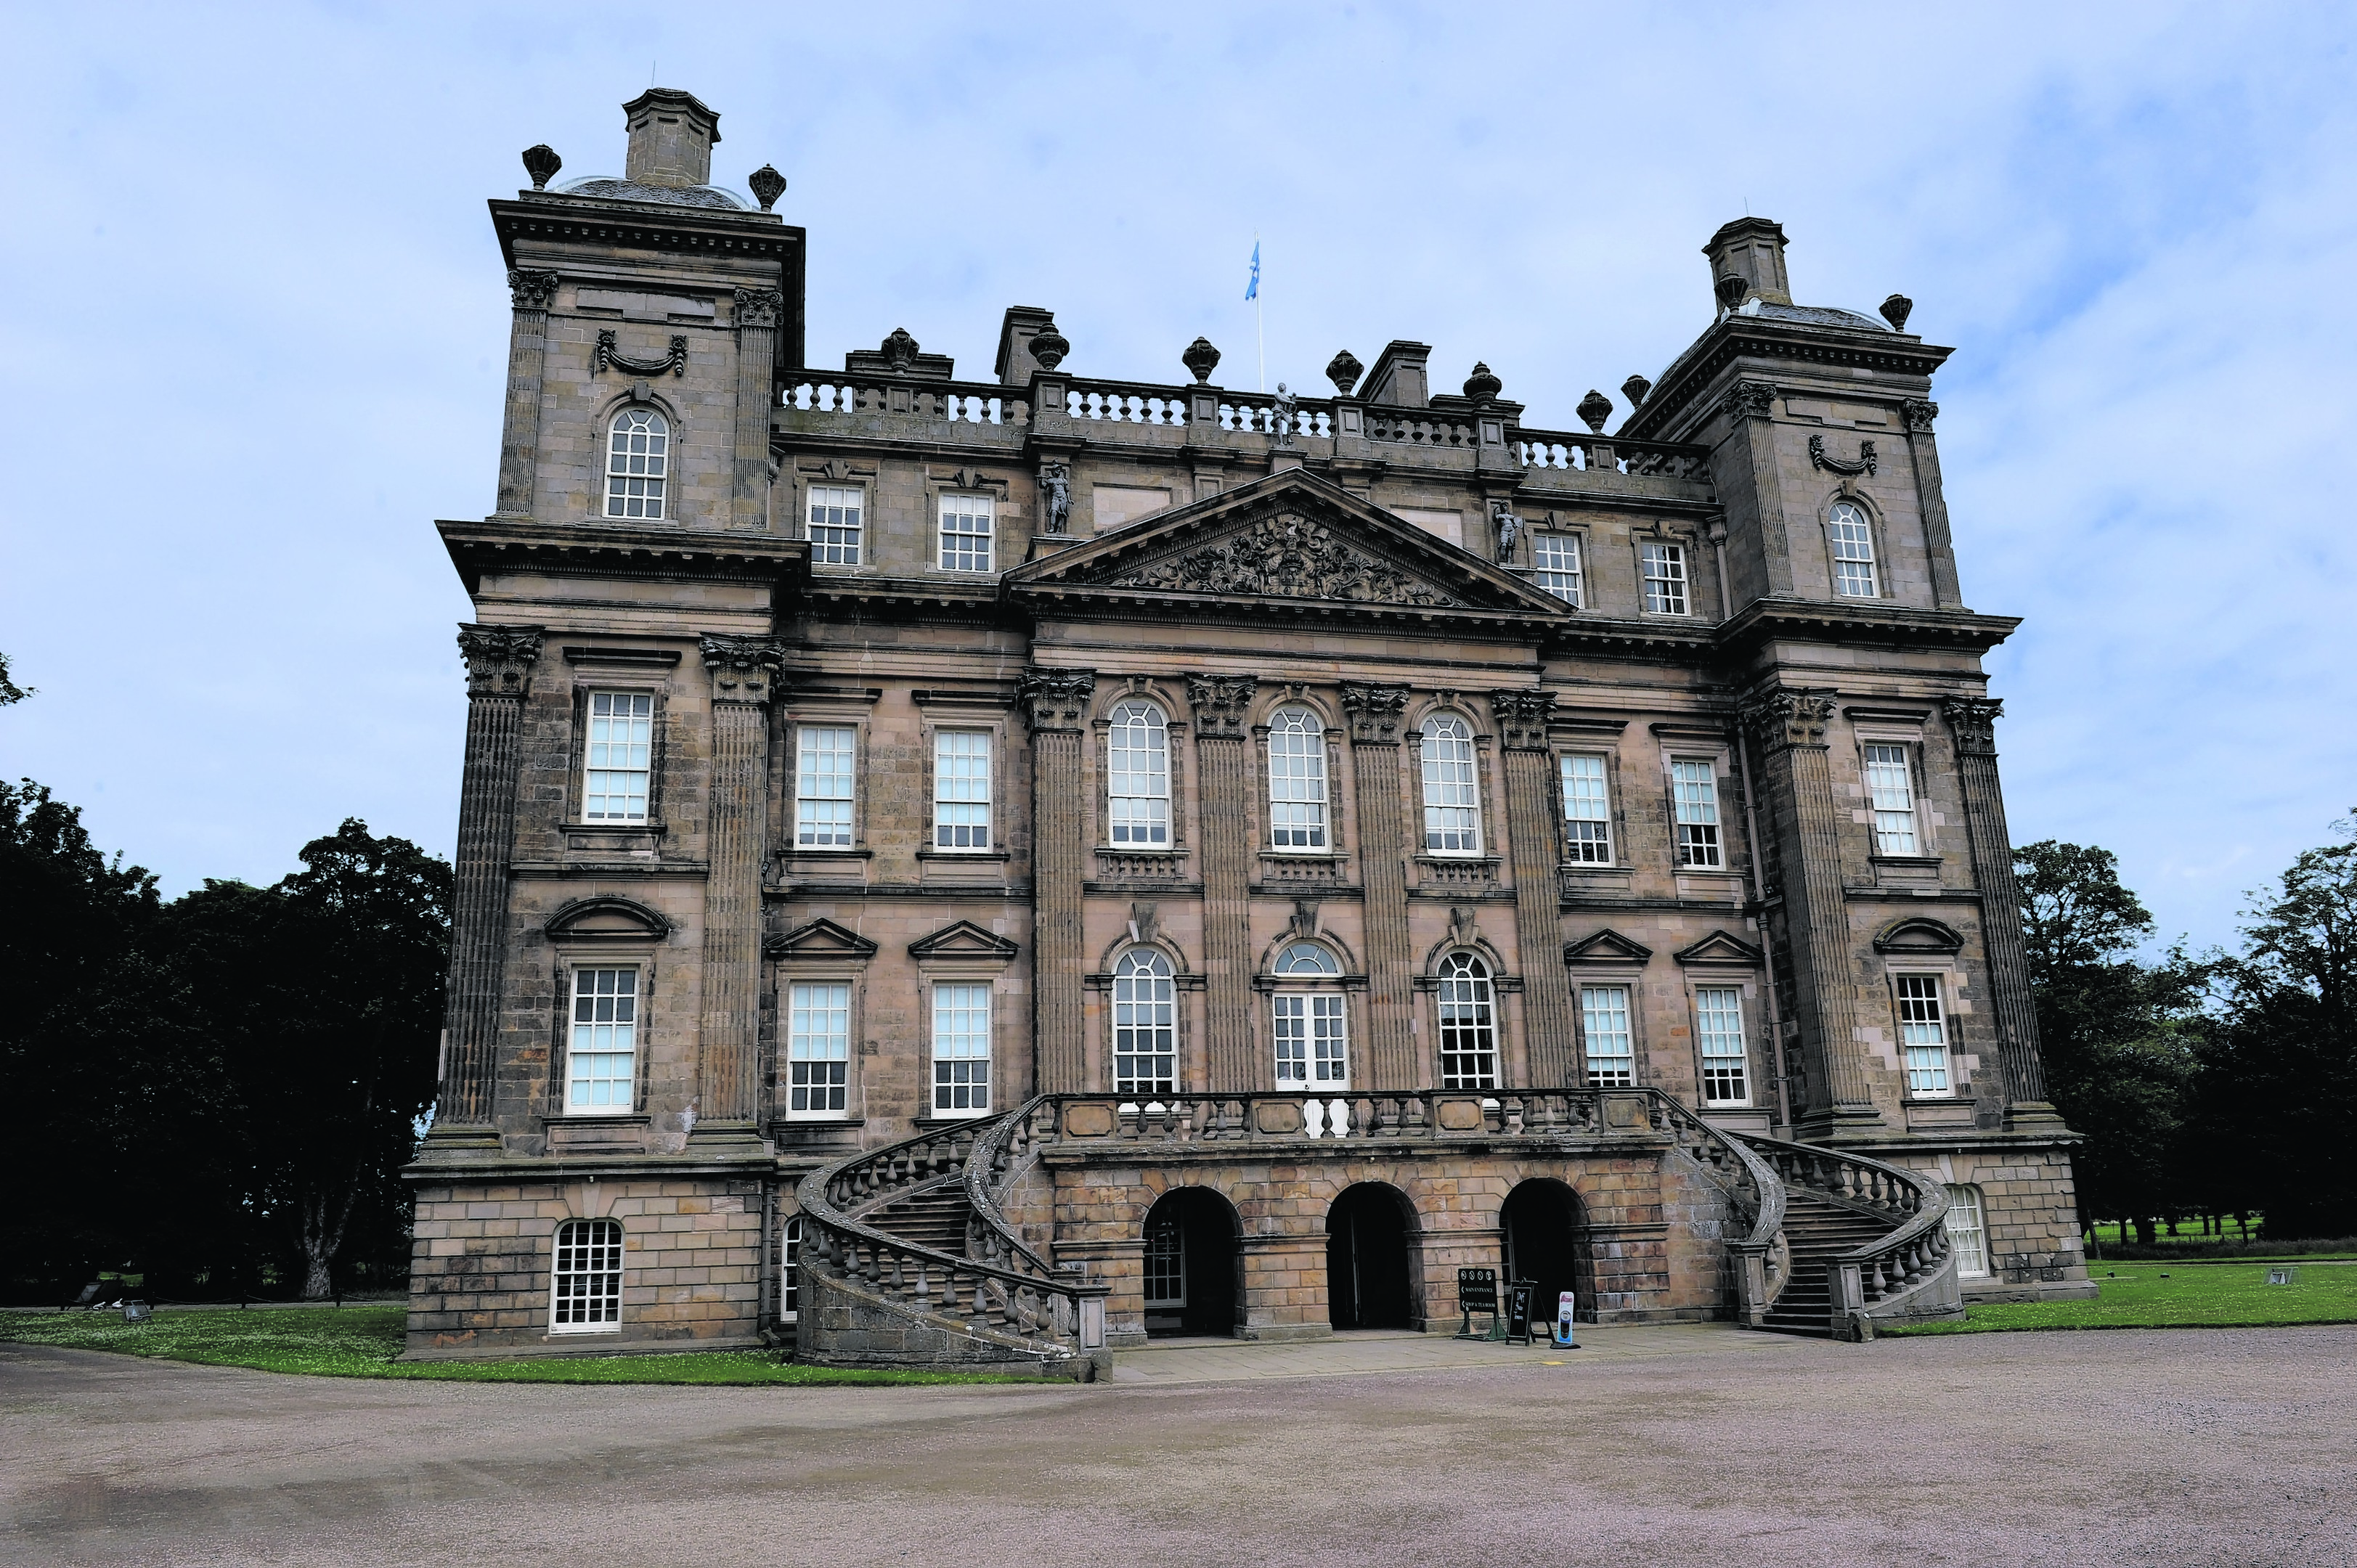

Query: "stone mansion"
(404, 89), (2090, 1370)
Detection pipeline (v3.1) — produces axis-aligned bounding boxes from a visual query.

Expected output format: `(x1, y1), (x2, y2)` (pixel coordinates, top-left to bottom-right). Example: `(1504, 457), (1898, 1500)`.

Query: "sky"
(2, 2), (2350, 956)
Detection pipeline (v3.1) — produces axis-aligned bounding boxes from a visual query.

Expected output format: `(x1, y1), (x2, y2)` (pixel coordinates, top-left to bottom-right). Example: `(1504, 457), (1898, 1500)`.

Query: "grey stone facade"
(404, 92), (2085, 1363)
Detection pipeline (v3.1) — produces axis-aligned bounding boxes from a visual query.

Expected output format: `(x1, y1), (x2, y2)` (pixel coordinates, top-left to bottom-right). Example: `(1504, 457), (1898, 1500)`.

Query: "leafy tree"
(0, 650), (30, 706)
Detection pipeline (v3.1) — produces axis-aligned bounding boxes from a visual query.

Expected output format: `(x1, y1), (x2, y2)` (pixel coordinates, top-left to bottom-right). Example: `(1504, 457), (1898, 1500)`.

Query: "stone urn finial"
(521, 144), (562, 190)
(1879, 293), (1914, 332)
(1030, 317), (1070, 371)
(1325, 349), (1364, 396)
(1621, 374), (1652, 409)
(1463, 362), (1502, 405)
(1576, 389), (1613, 433)
(1182, 336), (1221, 383)
(1715, 274), (1747, 310)
(882, 327), (921, 372)
(748, 164), (786, 212)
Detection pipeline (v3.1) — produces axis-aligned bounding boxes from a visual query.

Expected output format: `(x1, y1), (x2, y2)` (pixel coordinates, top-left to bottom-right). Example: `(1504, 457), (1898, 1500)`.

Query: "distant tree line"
(1, 777), (447, 1302)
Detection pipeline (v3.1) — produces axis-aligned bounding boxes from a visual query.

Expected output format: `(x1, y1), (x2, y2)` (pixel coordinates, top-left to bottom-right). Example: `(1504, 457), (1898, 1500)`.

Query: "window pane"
(1581, 985), (1635, 1087)
(552, 1218), (624, 1328)
(1273, 992), (1350, 1089)
(605, 409), (669, 520)
(1531, 534), (1583, 605)
(809, 484), (863, 566)
(1274, 942), (1339, 974)
(568, 968), (638, 1111)
(1107, 701), (1170, 846)
(1863, 743), (1918, 855)
(781, 1214), (802, 1320)
(1828, 502), (1878, 598)
(1113, 950), (1176, 1095)
(1696, 986), (1748, 1105)
(1144, 1211), (1185, 1307)
(1561, 754), (1612, 864)
(584, 691), (654, 822)
(932, 984), (991, 1112)
(1641, 542), (1688, 615)
(1672, 759), (1722, 869)
(1436, 952), (1497, 1089)
(787, 981), (850, 1114)
(1267, 709), (1329, 849)
(1420, 716), (1481, 853)
(1897, 975), (1951, 1095)
(1944, 1185), (1990, 1278)
(796, 726), (856, 847)
(940, 495), (993, 572)
(934, 732), (991, 849)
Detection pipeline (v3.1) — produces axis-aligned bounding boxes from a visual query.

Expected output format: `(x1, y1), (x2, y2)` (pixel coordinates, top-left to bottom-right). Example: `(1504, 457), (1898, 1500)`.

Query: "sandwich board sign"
(1552, 1291), (1579, 1348)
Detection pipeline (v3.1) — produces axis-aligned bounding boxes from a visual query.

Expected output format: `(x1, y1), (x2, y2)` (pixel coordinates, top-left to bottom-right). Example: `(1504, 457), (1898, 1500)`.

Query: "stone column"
(732, 287), (783, 530)
(1341, 683), (1416, 1090)
(497, 271), (559, 517)
(696, 634), (786, 1134)
(1741, 685), (1881, 1135)
(1020, 668), (1097, 1093)
(1900, 399), (1965, 609)
(436, 624), (543, 1129)
(1943, 696), (2059, 1124)
(1188, 675), (1260, 1092)
(1490, 690), (1576, 1087)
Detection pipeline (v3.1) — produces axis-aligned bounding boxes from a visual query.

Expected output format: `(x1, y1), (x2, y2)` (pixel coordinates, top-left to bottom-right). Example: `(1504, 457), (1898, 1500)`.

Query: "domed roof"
(555, 176), (745, 211)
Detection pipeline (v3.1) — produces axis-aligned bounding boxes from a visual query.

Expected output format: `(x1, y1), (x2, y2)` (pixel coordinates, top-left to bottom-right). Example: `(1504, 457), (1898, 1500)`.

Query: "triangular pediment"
(1006, 469), (1571, 621)
(1674, 929), (1764, 967)
(1565, 927), (1655, 965)
(908, 919), (1021, 960)
(765, 916), (879, 960)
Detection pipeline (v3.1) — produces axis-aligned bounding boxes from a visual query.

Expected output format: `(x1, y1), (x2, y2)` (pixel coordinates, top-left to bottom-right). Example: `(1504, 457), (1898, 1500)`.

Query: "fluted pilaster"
(696, 634), (785, 1130)
(733, 287), (782, 529)
(1491, 690), (1575, 1086)
(1189, 674), (1259, 1091)
(1020, 667), (1096, 1093)
(1341, 682), (1415, 1090)
(1944, 696), (2056, 1122)
(497, 271), (558, 517)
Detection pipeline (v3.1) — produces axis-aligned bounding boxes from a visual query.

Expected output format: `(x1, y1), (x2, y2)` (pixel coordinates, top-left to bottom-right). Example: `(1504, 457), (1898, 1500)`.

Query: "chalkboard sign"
(1505, 1278), (1536, 1343)
(1456, 1267), (1499, 1337)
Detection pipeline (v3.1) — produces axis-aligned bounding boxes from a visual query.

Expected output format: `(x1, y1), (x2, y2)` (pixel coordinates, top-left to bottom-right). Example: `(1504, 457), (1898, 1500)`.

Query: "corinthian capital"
(734, 287), (784, 330)
(1486, 689), (1556, 751)
(507, 269), (560, 312)
(1901, 398), (1939, 433)
(1016, 666), (1096, 732)
(1339, 682), (1410, 745)
(1942, 695), (2003, 754)
(1185, 674), (1259, 738)
(457, 624), (543, 698)
(1719, 379), (1777, 423)
(700, 634), (786, 705)
(1741, 684), (1836, 751)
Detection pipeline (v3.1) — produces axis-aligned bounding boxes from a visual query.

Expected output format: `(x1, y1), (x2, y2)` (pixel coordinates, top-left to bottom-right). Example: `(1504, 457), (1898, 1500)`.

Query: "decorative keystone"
(1181, 336), (1222, 383)
(1462, 362), (1502, 405)
(748, 164), (786, 212)
(1621, 374), (1652, 409)
(1030, 317), (1070, 371)
(1879, 293), (1914, 332)
(521, 144), (561, 190)
(1576, 389), (1613, 433)
(1326, 348), (1364, 396)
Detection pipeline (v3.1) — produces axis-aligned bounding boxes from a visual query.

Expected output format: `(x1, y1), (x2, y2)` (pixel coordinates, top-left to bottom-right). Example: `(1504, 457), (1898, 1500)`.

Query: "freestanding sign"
(1552, 1291), (1579, 1348)
(1506, 1279), (1538, 1344)
(1456, 1267), (1500, 1338)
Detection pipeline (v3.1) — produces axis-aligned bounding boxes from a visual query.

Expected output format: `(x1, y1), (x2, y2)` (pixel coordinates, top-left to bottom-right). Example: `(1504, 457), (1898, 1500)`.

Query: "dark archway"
(1501, 1178), (1596, 1325)
(1141, 1188), (1240, 1338)
(1327, 1183), (1414, 1329)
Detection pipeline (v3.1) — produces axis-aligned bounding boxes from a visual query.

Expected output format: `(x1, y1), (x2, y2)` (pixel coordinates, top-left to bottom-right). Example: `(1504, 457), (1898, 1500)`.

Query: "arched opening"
(1141, 1188), (1239, 1338)
(1327, 1183), (1414, 1330)
(1501, 1179), (1596, 1325)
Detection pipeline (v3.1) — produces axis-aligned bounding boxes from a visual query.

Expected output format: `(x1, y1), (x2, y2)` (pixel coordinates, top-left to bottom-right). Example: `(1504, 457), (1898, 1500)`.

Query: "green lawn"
(0, 1305), (1025, 1386)
(1885, 1262), (2357, 1336)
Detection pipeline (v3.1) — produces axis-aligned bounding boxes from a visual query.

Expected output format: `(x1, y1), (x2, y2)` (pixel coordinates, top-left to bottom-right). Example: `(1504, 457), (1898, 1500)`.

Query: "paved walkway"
(1112, 1321), (1799, 1382)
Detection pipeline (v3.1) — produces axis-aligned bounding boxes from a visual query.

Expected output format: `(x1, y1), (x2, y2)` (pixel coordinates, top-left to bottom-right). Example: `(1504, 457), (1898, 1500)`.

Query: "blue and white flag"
(1245, 240), (1260, 302)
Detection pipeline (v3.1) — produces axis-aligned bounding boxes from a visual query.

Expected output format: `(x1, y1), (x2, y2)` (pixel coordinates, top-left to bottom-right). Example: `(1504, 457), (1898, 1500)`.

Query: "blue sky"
(3, 3), (2350, 954)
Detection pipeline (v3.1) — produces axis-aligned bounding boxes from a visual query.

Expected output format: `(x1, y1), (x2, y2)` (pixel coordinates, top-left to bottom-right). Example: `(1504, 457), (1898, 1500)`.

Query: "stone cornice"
(1712, 598), (2021, 658)
(437, 518), (807, 596)
(1619, 314), (1955, 444)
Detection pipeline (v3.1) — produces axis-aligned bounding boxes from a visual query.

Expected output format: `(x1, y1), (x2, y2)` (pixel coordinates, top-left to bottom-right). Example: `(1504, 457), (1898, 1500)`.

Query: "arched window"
(1112, 949), (1176, 1095)
(1272, 942), (1348, 1090)
(1107, 701), (1170, 846)
(550, 1217), (623, 1332)
(1420, 715), (1482, 854)
(1266, 708), (1329, 849)
(1436, 952), (1498, 1089)
(1943, 1184), (1989, 1278)
(606, 408), (669, 520)
(1828, 500), (1878, 597)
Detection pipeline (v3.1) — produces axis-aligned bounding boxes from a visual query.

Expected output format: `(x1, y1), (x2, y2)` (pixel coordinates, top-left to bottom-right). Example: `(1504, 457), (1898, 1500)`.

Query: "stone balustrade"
(781, 377), (1029, 425)
(1736, 1132), (1960, 1336)
(1514, 426), (1712, 481)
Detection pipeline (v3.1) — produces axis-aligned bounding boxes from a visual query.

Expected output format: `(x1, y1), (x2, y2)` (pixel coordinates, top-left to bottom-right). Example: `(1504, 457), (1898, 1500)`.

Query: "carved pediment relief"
(544, 895), (672, 942)
(1674, 929), (1765, 966)
(908, 919), (1022, 960)
(1871, 916), (1965, 955)
(1110, 510), (1461, 607)
(766, 917), (879, 960)
(1565, 927), (1655, 965)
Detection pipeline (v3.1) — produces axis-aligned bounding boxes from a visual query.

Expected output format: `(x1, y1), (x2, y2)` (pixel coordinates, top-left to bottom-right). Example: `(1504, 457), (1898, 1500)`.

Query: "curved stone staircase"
(1735, 1134), (1963, 1339)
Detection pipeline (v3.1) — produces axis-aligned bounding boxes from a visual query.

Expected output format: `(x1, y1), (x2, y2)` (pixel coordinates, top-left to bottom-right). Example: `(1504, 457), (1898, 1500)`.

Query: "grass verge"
(1885, 1262), (2357, 1336)
(0, 1306), (1027, 1385)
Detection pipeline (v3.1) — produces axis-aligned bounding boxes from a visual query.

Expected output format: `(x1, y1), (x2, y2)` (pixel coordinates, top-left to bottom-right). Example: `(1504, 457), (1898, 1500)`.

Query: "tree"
(0, 650), (30, 706)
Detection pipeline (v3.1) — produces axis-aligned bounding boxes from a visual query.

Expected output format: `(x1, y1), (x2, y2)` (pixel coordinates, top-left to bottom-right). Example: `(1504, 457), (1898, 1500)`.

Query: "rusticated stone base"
(798, 1268), (1106, 1381)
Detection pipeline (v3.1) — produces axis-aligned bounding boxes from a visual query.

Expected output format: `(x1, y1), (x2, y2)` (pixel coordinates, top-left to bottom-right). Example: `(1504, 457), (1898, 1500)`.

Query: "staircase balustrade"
(1735, 1132), (1960, 1337)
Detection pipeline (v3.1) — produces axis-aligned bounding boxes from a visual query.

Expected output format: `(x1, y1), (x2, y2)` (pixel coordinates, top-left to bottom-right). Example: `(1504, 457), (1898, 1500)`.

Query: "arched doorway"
(1501, 1178), (1595, 1325)
(1327, 1183), (1414, 1329)
(1140, 1188), (1239, 1338)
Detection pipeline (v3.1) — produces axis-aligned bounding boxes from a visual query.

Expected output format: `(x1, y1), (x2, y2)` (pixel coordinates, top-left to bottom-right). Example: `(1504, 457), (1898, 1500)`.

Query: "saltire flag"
(1245, 241), (1260, 301)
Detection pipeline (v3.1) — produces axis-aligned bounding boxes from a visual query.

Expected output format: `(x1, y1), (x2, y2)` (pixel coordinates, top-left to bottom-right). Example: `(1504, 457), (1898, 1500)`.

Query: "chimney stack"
(622, 88), (721, 189)
(1703, 218), (1792, 308)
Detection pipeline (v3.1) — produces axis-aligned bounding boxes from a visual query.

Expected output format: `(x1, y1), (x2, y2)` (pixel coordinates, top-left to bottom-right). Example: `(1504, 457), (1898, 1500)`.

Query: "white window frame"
(1640, 541), (1689, 615)
(1531, 533), (1584, 605)
(550, 1217), (624, 1333)
(1694, 986), (1749, 1106)
(786, 980), (852, 1117)
(1271, 942), (1349, 1093)
(1944, 1184), (1990, 1278)
(1560, 753), (1613, 865)
(1143, 1208), (1185, 1309)
(931, 981), (992, 1116)
(1828, 499), (1879, 598)
(1671, 758), (1724, 870)
(604, 408), (668, 520)
(932, 730), (993, 851)
(1112, 949), (1178, 1096)
(1266, 707), (1330, 851)
(794, 724), (857, 849)
(1107, 701), (1171, 848)
(1419, 714), (1483, 856)
(807, 483), (863, 567)
(1897, 974), (1953, 1097)
(779, 1214), (803, 1322)
(566, 966), (640, 1114)
(938, 493), (994, 573)
(582, 691), (654, 823)
(1863, 743), (1920, 855)
(1581, 984), (1636, 1087)
(1436, 952), (1499, 1090)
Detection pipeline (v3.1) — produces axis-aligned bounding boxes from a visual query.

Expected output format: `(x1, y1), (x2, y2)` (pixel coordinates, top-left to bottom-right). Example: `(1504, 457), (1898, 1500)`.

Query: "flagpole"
(1254, 232), (1265, 393)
